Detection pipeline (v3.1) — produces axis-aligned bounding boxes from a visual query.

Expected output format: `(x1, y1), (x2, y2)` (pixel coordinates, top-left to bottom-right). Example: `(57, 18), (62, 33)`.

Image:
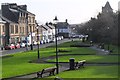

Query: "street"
(0, 38), (75, 57)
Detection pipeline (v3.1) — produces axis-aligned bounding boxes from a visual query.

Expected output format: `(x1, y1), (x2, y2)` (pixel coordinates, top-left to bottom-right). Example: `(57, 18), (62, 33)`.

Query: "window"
(23, 27), (24, 33)
(10, 25), (14, 34)
(15, 25), (18, 34)
(3, 25), (5, 32)
(16, 37), (19, 43)
(33, 25), (35, 32)
(20, 27), (22, 33)
(32, 17), (35, 23)
(0, 25), (1, 35)
(29, 17), (31, 23)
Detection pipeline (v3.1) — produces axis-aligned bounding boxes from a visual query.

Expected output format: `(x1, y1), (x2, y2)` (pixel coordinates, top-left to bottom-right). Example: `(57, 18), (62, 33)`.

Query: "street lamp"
(25, 13), (28, 51)
(30, 26), (33, 50)
(107, 27), (110, 51)
(36, 23), (40, 59)
(53, 16), (59, 74)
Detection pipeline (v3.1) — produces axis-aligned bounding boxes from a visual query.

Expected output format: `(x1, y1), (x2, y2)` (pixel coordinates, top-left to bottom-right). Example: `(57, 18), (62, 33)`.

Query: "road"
(0, 38), (75, 57)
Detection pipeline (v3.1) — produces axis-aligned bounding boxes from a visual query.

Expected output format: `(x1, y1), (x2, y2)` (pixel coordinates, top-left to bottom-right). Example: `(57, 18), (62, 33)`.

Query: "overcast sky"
(0, 0), (119, 24)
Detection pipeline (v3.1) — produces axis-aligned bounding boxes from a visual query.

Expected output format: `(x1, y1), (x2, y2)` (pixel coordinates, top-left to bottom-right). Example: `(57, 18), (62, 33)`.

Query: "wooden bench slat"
(37, 67), (56, 78)
(75, 60), (86, 69)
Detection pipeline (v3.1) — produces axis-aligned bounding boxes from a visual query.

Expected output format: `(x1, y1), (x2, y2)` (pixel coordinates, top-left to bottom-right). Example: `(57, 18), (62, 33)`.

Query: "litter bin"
(69, 58), (75, 70)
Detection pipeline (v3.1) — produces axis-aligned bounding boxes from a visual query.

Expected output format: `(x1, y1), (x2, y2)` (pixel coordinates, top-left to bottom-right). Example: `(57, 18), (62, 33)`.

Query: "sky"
(0, 0), (119, 24)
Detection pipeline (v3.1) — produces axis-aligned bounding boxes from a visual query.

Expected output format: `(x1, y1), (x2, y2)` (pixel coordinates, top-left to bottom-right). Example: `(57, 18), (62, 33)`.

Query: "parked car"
(22, 40), (30, 46)
(57, 37), (59, 41)
(40, 40), (44, 44)
(33, 41), (37, 45)
(15, 43), (20, 49)
(4, 44), (15, 50)
(61, 36), (64, 40)
(43, 40), (47, 44)
(52, 38), (55, 42)
(20, 43), (26, 48)
(58, 36), (61, 40)
(46, 39), (50, 43)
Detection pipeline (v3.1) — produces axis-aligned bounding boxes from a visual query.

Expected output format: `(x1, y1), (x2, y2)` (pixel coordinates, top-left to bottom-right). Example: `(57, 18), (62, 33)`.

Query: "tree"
(77, 11), (118, 46)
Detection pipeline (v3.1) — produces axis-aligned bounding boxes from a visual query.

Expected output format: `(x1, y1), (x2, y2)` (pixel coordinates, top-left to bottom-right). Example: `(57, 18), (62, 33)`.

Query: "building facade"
(0, 19), (5, 47)
(56, 19), (70, 38)
(0, 3), (35, 46)
(102, 1), (113, 14)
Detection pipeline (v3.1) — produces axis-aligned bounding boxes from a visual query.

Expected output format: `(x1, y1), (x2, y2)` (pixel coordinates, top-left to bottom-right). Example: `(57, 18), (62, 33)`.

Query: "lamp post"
(36, 23), (40, 59)
(30, 26), (33, 50)
(107, 27), (110, 51)
(25, 13), (28, 51)
(53, 16), (59, 74)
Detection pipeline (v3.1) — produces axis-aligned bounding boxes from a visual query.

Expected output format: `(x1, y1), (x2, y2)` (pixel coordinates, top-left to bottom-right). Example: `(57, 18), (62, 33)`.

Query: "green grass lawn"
(0, 57), (2, 78)
(48, 55), (119, 63)
(100, 44), (119, 54)
(107, 45), (119, 54)
(57, 47), (97, 55)
(2, 40), (119, 79)
(50, 66), (118, 78)
(37, 66), (119, 79)
(2, 49), (56, 78)
(48, 40), (81, 48)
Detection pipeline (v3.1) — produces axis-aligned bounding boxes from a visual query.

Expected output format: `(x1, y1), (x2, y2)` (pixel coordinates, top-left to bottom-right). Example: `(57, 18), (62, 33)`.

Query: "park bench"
(37, 67), (57, 78)
(75, 60), (86, 69)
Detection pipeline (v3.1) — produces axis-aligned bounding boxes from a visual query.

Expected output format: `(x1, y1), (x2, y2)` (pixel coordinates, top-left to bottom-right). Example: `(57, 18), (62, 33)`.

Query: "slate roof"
(56, 22), (69, 28)
(17, 7), (35, 16)
(0, 17), (6, 23)
(46, 25), (55, 29)
(0, 10), (1, 15)
(104, 1), (112, 10)
(41, 25), (48, 30)
(0, 15), (13, 23)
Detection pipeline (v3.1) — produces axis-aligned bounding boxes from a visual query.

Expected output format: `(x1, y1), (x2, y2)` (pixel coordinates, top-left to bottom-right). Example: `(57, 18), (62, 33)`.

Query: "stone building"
(0, 3), (35, 46)
(56, 19), (70, 38)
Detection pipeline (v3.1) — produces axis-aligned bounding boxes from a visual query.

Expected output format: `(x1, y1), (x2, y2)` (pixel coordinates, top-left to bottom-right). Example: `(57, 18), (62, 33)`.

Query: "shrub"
(70, 43), (91, 47)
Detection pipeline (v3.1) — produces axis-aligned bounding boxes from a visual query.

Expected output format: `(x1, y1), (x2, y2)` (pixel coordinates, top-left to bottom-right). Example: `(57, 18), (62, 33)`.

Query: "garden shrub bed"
(58, 49), (71, 52)
(70, 43), (91, 47)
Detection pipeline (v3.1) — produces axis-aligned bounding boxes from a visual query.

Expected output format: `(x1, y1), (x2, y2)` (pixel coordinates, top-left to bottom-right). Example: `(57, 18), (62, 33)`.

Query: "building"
(97, 1), (113, 21)
(56, 19), (70, 38)
(102, 1), (113, 14)
(0, 14), (19, 46)
(0, 15), (6, 47)
(46, 22), (55, 41)
(0, 3), (35, 46)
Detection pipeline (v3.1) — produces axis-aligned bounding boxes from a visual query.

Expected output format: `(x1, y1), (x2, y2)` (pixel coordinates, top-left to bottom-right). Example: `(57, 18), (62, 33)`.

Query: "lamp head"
(53, 16), (58, 21)
(53, 16), (58, 24)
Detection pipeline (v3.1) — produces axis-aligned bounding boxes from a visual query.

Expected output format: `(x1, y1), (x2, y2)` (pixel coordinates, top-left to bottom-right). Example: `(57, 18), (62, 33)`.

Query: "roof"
(41, 25), (48, 30)
(17, 7), (35, 16)
(9, 8), (19, 13)
(0, 16), (6, 23)
(0, 10), (1, 15)
(46, 25), (55, 29)
(56, 22), (69, 28)
(104, 1), (112, 10)
(0, 15), (13, 23)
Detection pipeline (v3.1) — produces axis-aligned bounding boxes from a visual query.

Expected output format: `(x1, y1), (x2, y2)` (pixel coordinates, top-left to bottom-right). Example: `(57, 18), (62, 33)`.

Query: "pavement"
(90, 45), (110, 55)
